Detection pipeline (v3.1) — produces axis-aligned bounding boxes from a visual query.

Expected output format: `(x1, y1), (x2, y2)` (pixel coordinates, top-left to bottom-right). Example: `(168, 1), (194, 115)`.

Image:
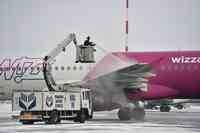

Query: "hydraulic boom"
(43, 33), (96, 91)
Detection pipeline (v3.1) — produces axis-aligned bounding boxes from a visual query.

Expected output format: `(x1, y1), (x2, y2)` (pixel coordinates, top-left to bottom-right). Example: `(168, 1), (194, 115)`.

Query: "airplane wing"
(69, 63), (155, 94)
(61, 52), (156, 105)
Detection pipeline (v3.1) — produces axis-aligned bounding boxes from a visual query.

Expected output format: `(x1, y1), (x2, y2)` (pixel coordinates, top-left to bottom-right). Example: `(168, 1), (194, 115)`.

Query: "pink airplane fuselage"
(89, 51), (200, 102)
(118, 51), (200, 100)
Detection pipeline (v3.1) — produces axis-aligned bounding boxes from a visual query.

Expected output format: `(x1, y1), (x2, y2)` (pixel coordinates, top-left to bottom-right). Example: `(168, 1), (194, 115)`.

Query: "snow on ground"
(0, 102), (200, 133)
(0, 119), (198, 133)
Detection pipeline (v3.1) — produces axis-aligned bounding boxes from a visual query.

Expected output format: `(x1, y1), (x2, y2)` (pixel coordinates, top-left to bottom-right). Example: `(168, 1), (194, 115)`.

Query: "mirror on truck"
(75, 45), (96, 63)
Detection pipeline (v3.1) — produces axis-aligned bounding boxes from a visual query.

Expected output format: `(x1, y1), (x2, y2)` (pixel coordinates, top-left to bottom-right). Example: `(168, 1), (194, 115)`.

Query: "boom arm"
(43, 33), (96, 91)
(43, 33), (77, 91)
(44, 33), (77, 64)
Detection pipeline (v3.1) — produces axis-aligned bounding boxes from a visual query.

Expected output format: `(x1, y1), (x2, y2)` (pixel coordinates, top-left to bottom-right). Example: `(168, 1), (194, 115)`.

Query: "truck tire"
(79, 112), (86, 123)
(48, 110), (59, 124)
(77, 110), (86, 123)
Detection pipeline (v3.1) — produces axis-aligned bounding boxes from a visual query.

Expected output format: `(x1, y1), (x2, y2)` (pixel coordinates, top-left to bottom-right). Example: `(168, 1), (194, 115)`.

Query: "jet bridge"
(43, 33), (96, 91)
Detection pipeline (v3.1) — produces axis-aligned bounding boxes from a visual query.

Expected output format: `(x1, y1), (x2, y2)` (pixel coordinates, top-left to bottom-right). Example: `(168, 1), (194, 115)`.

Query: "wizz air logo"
(19, 93), (36, 110)
(0, 57), (43, 83)
(171, 56), (200, 64)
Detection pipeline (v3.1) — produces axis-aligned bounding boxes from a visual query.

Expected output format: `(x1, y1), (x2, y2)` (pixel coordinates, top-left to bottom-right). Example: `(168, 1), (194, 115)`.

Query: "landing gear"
(160, 105), (171, 112)
(176, 104), (184, 110)
(118, 107), (145, 121)
(132, 108), (145, 121)
(118, 107), (132, 120)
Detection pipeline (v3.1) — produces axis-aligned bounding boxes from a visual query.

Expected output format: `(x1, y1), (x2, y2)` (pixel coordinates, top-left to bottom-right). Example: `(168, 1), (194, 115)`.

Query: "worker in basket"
(76, 36), (96, 63)
(84, 36), (95, 46)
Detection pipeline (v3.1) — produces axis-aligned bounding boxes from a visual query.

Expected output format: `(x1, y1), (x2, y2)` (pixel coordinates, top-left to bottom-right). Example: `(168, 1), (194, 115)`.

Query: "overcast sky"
(0, 0), (200, 57)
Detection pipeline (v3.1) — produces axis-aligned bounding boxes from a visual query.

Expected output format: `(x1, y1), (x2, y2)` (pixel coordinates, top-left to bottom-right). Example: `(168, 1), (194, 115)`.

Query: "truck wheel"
(49, 110), (59, 124)
(57, 119), (61, 123)
(73, 118), (79, 122)
(78, 111), (86, 123)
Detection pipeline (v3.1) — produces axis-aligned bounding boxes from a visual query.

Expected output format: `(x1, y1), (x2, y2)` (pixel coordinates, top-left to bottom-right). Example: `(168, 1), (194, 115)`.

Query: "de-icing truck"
(12, 33), (96, 124)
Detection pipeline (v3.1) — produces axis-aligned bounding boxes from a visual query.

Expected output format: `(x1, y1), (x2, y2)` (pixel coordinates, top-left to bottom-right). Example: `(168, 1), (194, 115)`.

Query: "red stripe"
(126, 0), (129, 8)
(126, 21), (128, 34)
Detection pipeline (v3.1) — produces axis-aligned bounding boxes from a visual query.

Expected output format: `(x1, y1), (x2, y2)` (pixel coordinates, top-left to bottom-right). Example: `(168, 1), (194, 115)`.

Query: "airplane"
(145, 99), (188, 111)
(81, 51), (200, 120)
(0, 50), (200, 121)
(145, 98), (200, 112)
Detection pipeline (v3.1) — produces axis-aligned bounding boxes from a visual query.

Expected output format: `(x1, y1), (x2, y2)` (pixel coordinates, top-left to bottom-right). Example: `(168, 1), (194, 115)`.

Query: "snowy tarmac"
(0, 102), (200, 133)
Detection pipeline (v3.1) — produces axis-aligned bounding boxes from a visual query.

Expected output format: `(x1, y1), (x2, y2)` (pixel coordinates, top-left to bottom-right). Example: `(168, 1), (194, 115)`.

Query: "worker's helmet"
(87, 36), (90, 40)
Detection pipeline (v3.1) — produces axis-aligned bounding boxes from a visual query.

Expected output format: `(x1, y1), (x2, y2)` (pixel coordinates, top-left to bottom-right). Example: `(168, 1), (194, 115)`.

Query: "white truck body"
(12, 88), (93, 124)
(13, 91), (81, 111)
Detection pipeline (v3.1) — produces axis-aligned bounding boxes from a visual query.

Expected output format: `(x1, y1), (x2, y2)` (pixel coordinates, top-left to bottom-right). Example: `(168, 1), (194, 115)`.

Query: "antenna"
(125, 0), (129, 52)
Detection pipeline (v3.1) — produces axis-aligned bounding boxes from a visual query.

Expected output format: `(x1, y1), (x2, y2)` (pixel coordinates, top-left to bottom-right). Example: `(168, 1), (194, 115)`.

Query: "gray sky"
(0, 0), (200, 57)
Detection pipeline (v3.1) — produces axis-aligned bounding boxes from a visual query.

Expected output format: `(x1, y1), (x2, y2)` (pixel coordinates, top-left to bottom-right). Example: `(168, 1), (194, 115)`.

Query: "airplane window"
(67, 66), (71, 70)
(12, 67), (16, 71)
(18, 67), (22, 71)
(61, 66), (65, 71)
(73, 66), (77, 70)
(55, 66), (58, 71)
(31, 67), (34, 71)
